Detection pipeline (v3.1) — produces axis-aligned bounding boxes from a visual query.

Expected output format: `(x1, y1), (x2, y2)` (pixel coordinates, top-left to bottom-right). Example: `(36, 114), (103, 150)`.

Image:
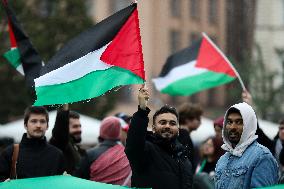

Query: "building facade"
(89, 0), (227, 115)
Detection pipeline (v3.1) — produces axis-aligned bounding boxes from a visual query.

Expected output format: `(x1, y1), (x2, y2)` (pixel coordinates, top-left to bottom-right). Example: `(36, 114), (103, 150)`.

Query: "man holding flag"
(125, 86), (193, 189)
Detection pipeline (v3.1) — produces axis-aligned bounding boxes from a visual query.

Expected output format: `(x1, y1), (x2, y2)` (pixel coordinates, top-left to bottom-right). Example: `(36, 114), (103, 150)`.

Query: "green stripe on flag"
(3, 48), (21, 69)
(160, 71), (235, 96)
(0, 175), (151, 189)
(34, 66), (144, 106)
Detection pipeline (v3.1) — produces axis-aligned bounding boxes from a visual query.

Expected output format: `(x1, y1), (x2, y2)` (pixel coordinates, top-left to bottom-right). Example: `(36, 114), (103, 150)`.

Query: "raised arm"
(125, 87), (150, 171)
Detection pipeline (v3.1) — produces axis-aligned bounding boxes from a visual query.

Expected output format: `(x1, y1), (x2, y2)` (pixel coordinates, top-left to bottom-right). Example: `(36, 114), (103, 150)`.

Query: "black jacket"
(49, 110), (85, 175)
(125, 106), (193, 189)
(74, 140), (119, 179)
(0, 134), (64, 181)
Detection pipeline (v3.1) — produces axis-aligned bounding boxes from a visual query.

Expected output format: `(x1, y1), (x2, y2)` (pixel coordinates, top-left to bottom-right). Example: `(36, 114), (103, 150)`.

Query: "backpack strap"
(10, 144), (19, 179)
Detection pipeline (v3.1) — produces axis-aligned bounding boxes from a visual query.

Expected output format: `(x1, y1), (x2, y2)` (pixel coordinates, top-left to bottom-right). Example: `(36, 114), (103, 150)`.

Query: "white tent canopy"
(0, 111), (101, 145)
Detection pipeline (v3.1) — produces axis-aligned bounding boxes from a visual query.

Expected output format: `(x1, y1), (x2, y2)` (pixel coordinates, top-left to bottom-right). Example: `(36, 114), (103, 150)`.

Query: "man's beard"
(70, 134), (82, 143)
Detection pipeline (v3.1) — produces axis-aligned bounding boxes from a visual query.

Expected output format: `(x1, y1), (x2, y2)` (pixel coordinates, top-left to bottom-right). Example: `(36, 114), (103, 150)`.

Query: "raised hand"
(138, 86), (149, 110)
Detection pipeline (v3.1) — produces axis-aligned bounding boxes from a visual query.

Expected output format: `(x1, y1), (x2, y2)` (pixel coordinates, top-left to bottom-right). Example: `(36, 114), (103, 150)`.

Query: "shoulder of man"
(45, 143), (64, 156)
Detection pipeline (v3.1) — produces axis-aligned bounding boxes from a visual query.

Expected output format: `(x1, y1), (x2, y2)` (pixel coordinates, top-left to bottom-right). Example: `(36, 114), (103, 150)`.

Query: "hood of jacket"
(221, 102), (258, 157)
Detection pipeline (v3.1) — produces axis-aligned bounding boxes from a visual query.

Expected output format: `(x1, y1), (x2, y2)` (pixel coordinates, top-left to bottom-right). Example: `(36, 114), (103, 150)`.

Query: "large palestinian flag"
(152, 33), (237, 96)
(1, 0), (43, 87)
(34, 3), (145, 106)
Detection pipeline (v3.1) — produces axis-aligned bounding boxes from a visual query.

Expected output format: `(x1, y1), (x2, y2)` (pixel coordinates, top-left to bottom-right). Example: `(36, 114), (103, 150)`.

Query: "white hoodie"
(221, 102), (258, 157)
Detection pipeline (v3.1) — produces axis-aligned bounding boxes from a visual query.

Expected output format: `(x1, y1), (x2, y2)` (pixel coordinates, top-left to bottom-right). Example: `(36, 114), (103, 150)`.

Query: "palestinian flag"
(152, 33), (237, 96)
(34, 3), (145, 106)
(1, 0), (43, 87)
(3, 20), (23, 75)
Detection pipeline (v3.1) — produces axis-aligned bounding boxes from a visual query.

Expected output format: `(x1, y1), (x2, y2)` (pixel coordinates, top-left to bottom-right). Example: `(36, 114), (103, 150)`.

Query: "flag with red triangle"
(34, 3), (145, 106)
(152, 33), (237, 96)
(1, 0), (43, 87)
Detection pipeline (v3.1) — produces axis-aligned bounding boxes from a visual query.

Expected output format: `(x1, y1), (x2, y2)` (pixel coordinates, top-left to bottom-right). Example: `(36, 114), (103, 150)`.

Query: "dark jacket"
(0, 133), (64, 181)
(125, 106), (193, 189)
(49, 110), (85, 174)
(74, 139), (119, 179)
(178, 128), (198, 171)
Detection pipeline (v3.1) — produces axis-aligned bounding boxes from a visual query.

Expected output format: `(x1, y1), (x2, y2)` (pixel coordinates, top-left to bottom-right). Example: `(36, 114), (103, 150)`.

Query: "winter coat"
(0, 133), (64, 181)
(75, 140), (126, 177)
(49, 110), (85, 174)
(125, 106), (193, 189)
(215, 102), (278, 189)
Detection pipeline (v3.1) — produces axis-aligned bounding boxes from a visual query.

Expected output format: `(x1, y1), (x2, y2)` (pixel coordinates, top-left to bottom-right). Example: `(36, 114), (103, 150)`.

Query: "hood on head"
(222, 102), (258, 156)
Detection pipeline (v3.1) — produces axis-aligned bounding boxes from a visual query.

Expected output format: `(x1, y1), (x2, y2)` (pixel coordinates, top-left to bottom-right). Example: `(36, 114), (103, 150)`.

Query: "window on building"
(190, 0), (200, 19)
(170, 0), (181, 18)
(207, 88), (216, 106)
(109, 0), (132, 13)
(170, 30), (181, 53)
(208, 0), (218, 24)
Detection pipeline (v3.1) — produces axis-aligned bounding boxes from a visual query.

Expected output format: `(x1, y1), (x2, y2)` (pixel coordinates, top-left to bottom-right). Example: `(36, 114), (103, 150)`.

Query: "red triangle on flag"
(100, 9), (145, 80)
(195, 37), (236, 77)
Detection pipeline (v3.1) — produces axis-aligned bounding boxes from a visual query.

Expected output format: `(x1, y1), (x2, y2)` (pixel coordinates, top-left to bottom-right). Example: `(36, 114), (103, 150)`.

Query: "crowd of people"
(0, 87), (283, 189)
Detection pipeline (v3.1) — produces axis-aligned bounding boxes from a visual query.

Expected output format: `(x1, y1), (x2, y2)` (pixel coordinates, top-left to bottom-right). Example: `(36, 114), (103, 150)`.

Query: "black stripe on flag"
(159, 39), (202, 77)
(41, 3), (137, 75)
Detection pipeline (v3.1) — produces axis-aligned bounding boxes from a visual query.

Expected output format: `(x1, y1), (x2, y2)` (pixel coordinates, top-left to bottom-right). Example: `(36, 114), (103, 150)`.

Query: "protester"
(196, 137), (218, 177)
(49, 109), (85, 175)
(242, 90), (284, 167)
(125, 86), (192, 189)
(212, 116), (225, 160)
(75, 116), (131, 186)
(177, 102), (203, 170)
(215, 102), (278, 188)
(0, 106), (64, 181)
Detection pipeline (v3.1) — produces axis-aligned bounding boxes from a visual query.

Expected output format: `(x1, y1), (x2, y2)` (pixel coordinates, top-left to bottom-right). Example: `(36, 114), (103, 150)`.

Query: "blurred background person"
(75, 116), (131, 186)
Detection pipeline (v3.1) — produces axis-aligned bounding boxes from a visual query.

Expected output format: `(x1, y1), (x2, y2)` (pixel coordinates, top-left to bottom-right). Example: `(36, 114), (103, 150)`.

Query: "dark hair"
(24, 106), (49, 125)
(153, 105), (179, 124)
(178, 103), (203, 125)
(279, 119), (284, 125)
(69, 110), (80, 119)
(225, 107), (241, 124)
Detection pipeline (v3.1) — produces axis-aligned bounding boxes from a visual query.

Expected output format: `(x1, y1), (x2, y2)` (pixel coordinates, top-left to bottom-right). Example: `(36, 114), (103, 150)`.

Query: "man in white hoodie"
(215, 102), (278, 189)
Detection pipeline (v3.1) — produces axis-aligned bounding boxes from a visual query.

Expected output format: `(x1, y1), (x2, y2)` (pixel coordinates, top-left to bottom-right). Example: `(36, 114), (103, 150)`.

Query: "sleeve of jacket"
(125, 106), (150, 171)
(49, 110), (70, 151)
(250, 153), (279, 188)
(256, 122), (274, 152)
(0, 145), (13, 181)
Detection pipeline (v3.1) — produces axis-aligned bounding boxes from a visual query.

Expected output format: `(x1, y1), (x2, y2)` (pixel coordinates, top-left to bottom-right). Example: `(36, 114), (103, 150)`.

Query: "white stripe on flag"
(152, 60), (207, 90)
(35, 43), (111, 87)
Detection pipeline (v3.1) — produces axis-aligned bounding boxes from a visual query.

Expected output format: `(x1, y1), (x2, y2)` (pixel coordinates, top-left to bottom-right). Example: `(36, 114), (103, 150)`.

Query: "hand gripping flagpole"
(202, 32), (247, 92)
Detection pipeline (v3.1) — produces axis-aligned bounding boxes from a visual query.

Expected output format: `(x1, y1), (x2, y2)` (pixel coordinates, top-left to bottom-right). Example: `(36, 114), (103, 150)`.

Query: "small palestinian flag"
(152, 33), (237, 96)
(3, 21), (23, 75)
(34, 3), (145, 106)
(2, 0), (43, 87)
